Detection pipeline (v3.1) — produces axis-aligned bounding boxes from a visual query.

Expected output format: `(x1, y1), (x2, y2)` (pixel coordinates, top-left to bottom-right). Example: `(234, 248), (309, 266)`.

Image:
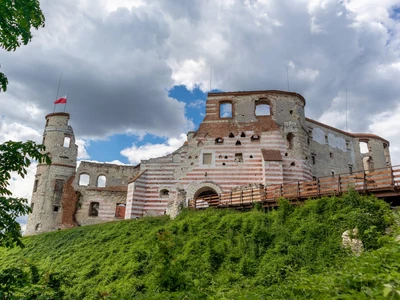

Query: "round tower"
(26, 112), (78, 235)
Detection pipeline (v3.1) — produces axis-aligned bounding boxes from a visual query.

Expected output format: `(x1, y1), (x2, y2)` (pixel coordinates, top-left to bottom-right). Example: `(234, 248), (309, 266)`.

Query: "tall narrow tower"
(26, 113), (78, 235)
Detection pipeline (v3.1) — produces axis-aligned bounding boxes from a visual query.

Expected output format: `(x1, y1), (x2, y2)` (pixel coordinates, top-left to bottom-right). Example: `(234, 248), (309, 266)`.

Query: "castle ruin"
(26, 90), (391, 235)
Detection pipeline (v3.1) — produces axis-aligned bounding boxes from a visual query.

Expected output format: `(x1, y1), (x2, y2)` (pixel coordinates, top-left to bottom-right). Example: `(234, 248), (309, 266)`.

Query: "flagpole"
(64, 94), (68, 112)
(54, 73), (63, 112)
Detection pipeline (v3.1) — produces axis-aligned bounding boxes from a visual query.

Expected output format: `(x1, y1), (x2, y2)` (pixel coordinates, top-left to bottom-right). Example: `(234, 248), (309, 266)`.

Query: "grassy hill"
(1, 191), (400, 299)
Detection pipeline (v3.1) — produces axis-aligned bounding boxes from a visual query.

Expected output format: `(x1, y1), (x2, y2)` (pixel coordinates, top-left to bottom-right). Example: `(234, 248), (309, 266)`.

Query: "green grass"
(1, 191), (399, 299)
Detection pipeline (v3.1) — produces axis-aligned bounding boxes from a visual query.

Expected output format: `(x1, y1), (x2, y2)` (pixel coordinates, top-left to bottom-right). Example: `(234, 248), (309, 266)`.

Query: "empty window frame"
(79, 173), (90, 186)
(286, 133), (295, 150)
(54, 179), (64, 192)
(251, 134), (260, 141)
(359, 141), (369, 154)
(234, 153), (243, 162)
(255, 103), (271, 116)
(160, 189), (170, 198)
(97, 175), (106, 187)
(219, 102), (232, 118)
(89, 202), (99, 217)
(311, 155), (316, 165)
(203, 153), (212, 165)
(63, 136), (71, 147)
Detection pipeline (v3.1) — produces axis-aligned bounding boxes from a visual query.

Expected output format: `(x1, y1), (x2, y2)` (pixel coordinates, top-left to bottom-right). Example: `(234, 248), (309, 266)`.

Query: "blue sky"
(85, 85), (210, 163)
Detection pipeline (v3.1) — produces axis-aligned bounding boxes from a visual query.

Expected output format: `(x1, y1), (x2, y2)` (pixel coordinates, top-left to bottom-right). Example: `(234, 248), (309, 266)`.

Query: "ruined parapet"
(26, 112), (78, 235)
(166, 188), (187, 219)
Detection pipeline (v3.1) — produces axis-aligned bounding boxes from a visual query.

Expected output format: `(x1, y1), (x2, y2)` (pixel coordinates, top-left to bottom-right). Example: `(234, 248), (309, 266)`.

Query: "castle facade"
(26, 90), (391, 235)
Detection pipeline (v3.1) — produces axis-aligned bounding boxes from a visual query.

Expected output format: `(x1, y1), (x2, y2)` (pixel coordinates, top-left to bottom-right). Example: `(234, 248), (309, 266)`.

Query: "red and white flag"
(54, 95), (67, 104)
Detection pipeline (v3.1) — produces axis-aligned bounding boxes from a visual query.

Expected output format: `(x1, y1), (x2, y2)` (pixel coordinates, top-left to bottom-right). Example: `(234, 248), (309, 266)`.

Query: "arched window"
(286, 133), (295, 149)
(229, 132), (235, 138)
(97, 175), (106, 187)
(251, 134), (260, 141)
(255, 103), (271, 116)
(160, 189), (169, 198)
(220, 102), (232, 118)
(236, 140), (241, 146)
(78, 173), (90, 186)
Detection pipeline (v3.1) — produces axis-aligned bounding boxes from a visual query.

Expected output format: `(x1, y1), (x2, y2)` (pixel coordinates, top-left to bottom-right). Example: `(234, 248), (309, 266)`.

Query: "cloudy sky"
(1, 0), (400, 205)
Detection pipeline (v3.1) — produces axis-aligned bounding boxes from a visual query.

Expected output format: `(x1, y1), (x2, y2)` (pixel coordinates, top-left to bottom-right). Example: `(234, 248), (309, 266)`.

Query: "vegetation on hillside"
(0, 191), (399, 299)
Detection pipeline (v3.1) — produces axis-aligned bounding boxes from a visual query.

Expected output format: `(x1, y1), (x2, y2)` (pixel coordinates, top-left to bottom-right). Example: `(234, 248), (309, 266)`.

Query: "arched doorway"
(194, 187), (219, 208)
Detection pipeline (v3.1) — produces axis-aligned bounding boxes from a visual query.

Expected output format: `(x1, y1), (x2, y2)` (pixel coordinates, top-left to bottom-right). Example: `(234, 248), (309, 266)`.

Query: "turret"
(25, 112), (78, 235)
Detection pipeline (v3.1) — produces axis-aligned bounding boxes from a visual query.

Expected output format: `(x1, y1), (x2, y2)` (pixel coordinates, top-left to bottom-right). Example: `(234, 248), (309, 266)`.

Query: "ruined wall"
(72, 161), (138, 224)
(306, 119), (391, 178)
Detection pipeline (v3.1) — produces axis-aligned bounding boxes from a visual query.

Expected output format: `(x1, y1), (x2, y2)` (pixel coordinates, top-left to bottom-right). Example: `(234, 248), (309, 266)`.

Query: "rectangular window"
(54, 179), (64, 192)
(346, 140), (351, 150)
(349, 165), (353, 174)
(33, 179), (38, 192)
(63, 136), (71, 148)
(330, 152), (333, 158)
(89, 202), (99, 217)
(311, 154), (316, 165)
(235, 153), (243, 162)
(203, 153), (212, 165)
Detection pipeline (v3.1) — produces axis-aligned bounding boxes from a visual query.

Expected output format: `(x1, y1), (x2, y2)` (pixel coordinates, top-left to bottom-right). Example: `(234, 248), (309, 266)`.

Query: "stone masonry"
(26, 90), (392, 235)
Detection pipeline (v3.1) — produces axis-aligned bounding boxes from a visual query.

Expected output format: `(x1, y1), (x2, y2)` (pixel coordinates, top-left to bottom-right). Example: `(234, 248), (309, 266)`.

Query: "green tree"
(0, 0), (45, 91)
(0, 141), (50, 248)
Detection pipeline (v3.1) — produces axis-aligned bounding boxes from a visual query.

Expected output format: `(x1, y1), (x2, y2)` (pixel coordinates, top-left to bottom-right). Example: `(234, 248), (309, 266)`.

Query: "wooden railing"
(189, 165), (400, 209)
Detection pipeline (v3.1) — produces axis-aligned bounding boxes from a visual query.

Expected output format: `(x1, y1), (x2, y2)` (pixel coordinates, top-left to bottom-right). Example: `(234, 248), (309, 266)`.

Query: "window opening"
(236, 140), (241, 146)
(89, 202), (99, 217)
(224, 156), (228, 159)
(330, 152), (333, 158)
(349, 165), (353, 174)
(251, 134), (260, 141)
(203, 153), (212, 165)
(215, 138), (224, 144)
(63, 136), (71, 147)
(220, 102), (232, 118)
(79, 174), (90, 186)
(286, 133), (295, 149)
(312, 155), (316, 165)
(346, 140), (351, 150)
(229, 132), (235, 138)
(290, 162), (295, 166)
(325, 135), (329, 143)
(240, 132), (246, 137)
(312, 176), (317, 181)
(359, 141), (369, 154)
(235, 153), (243, 162)
(97, 175), (106, 187)
(160, 189), (170, 198)
(222, 163), (226, 166)
(289, 110), (293, 115)
(33, 179), (38, 192)
(250, 155), (253, 158)
(331, 171), (335, 177)
(255, 103), (270, 116)
(53, 206), (59, 212)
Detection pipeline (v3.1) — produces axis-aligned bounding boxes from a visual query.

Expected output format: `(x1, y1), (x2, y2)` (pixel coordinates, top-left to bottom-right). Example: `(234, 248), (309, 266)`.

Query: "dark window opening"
(89, 202), (99, 217)
(236, 140), (241, 146)
(33, 179), (38, 192)
(312, 155), (316, 165)
(222, 163), (226, 166)
(290, 162), (295, 166)
(251, 134), (260, 141)
(229, 132), (235, 138)
(188, 156), (192, 159)
(235, 153), (243, 162)
(325, 135), (329, 143)
(35, 223), (41, 232)
(286, 133), (295, 150)
(220, 102), (232, 118)
(312, 176), (317, 181)
(224, 156), (228, 159)
(215, 138), (224, 144)
(346, 140), (351, 150)
(240, 132), (246, 137)
(331, 171), (335, 177)
(160, 189), (169, 198)
(289, 110), (293, 115)
(285, 153), (288, 156)
(329, 152), (333, 158)
(349, 165), (353, 174)
(53, 206), (59, 212)
(250, 155), (253, 158)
